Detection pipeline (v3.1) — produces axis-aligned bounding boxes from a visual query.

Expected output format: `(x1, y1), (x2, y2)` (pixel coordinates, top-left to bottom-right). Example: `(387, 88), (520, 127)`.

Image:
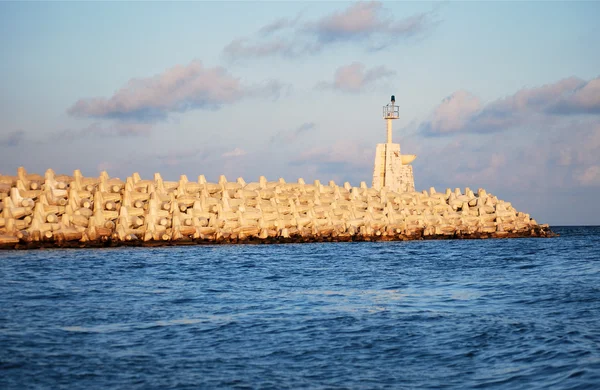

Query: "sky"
(1, 1), (599, 226)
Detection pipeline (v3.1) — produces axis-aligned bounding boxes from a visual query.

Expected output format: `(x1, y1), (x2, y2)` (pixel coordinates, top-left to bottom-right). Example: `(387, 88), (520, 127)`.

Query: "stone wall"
(0, 167), (554, 249)
(398, 165), (415, 193)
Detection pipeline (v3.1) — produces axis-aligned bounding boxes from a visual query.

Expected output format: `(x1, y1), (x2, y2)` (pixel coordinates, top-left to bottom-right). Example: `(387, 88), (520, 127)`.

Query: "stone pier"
(0, 167), (555, 249)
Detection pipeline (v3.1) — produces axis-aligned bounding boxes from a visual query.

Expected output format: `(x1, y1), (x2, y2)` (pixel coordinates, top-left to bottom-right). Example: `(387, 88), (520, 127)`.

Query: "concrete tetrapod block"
(0, 167), (556, 248)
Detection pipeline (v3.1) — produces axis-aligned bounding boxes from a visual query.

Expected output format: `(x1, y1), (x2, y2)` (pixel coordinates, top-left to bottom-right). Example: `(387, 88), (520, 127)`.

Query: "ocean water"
(1, 227), (599, 389)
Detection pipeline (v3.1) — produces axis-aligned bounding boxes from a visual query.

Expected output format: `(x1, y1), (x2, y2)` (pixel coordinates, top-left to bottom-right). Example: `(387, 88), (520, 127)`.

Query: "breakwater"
(0, 167), (554, 249)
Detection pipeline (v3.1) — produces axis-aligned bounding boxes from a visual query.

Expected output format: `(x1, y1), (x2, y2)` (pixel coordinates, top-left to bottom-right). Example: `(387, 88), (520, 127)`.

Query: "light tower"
(372, 95), (416, 192)
(385, 95), (399, 143)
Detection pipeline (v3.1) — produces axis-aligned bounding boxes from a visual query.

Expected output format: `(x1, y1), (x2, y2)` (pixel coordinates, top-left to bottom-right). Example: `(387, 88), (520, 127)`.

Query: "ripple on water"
(0, 226), (599, 389)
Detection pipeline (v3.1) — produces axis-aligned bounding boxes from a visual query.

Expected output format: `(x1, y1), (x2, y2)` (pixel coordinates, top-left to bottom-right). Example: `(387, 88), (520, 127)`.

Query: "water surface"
(1, 226), (599, 389)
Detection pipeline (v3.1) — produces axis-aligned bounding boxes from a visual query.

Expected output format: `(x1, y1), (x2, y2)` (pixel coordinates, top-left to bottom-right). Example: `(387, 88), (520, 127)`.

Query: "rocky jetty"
(0, 167), (554, 249)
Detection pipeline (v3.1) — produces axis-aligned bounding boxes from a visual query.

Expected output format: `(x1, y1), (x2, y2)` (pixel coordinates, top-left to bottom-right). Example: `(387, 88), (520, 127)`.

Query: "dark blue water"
(1, 227), (599, 389)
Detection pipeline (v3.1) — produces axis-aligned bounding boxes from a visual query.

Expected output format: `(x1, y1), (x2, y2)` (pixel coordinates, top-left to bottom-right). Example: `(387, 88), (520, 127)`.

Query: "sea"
(1, 226), (599, 389)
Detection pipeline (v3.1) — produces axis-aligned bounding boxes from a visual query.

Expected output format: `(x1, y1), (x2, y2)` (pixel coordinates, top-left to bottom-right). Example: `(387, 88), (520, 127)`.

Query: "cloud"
(308, 1), (387, 42)
(245, 79), (292, 100)
(289, 140), (374, 184)
(259, 15), (301, 36)
(270, 122), (316, 144)
(419, 76), (600, 136)
(224, 39), (301, 59)
(549, 77), (600, 115)
(222, 147), (247, 158)
(68, 60), (286, 122)
(53, 122), (152, 140)
(1, 130), (25, 147)
(550, 121), (600, 169)
(318, 62), (395, 93)
(576, 165), (600, 186)
(223, 2), (438, 60)
(408, 81), (600, 220)
(154, 148), (207, 167)
(223, 38), (322, 60)
(413, 115), (600, 197)
(421, 91), (482, 135)
(307, 1), (429, 43)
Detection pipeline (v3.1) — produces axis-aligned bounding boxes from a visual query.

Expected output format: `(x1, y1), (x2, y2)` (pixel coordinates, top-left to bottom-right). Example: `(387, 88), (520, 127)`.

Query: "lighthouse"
(371, 95), (416, 192)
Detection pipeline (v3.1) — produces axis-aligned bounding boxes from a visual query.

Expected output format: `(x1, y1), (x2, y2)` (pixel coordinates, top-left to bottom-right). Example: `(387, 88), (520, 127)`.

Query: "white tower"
(372, 95), (416, 192)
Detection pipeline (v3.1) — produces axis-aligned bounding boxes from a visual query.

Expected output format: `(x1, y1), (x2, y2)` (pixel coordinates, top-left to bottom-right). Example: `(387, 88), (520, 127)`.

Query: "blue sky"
(1, 1), (599, 225)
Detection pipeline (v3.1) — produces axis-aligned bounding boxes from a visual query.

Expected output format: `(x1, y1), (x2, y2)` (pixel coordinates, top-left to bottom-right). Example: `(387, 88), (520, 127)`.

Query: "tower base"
(372, 143), (415, 192)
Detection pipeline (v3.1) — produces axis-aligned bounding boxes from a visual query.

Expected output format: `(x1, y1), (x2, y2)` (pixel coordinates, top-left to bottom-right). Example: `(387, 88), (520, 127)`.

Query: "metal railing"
(383, 104), (399, 119)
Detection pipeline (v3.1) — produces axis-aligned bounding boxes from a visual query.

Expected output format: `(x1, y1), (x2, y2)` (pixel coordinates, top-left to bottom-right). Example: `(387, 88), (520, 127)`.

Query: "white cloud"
(68, 60), (286, 123)
(428, 90), (482, 134)
(270, 122), (316, 144)
(576, 166), (600, 186)
(419, 76), (600, 136)
(223, 2), (438, 60)
(222, 148), (247, 158)
(318, 62), (395, 93)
